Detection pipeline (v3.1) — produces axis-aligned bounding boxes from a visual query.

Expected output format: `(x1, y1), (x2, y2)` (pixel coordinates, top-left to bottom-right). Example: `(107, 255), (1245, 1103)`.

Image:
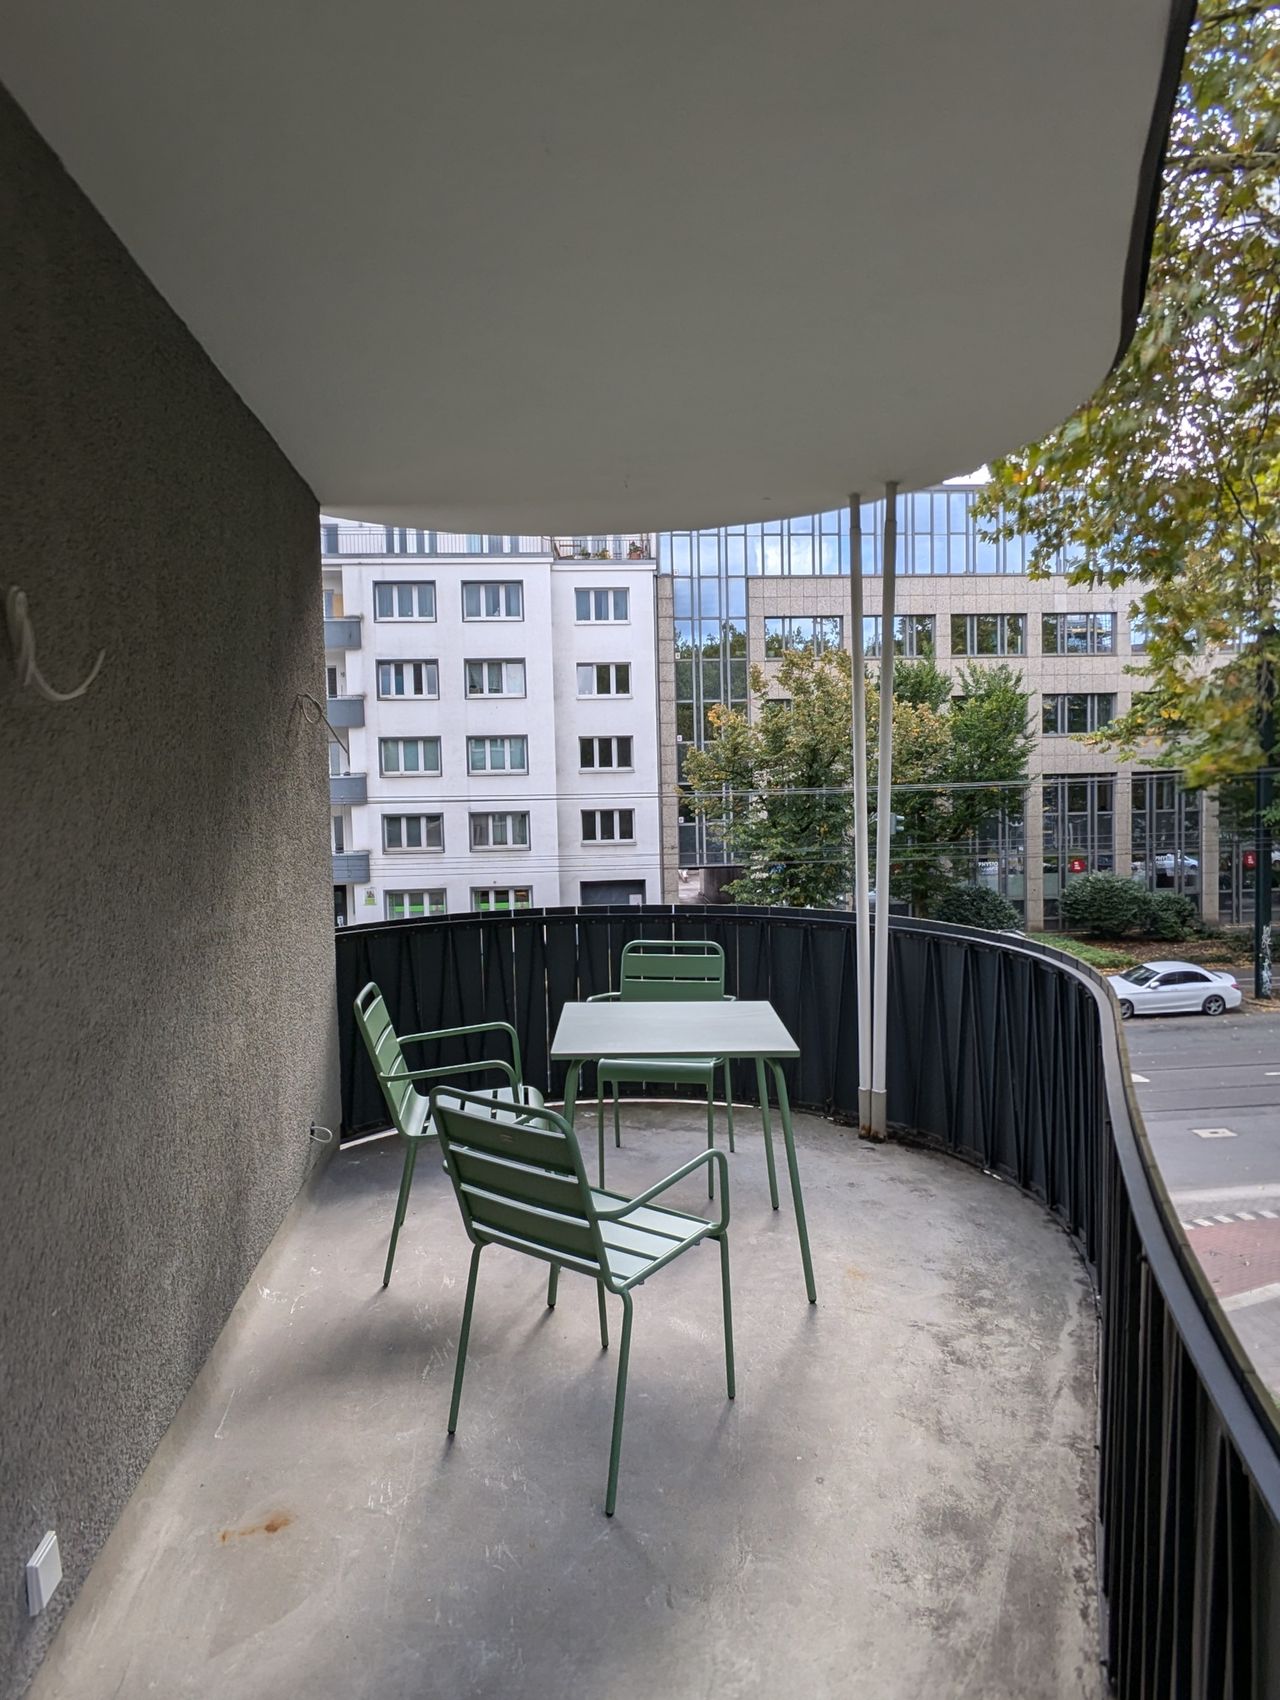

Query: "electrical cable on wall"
(5, 587), (106, 703)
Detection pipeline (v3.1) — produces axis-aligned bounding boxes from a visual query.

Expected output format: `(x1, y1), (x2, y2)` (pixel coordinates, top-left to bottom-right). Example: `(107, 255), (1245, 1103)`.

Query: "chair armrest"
(594, 1149), (729, 1233)
(380, 1057), (518, 1092)
(398, 1020), (519, 1048)
(395, 1020), (525, 1085)
(586, 991), (620, 1002)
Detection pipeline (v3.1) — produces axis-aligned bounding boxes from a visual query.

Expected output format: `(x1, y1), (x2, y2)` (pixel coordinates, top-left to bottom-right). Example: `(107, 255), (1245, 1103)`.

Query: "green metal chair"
(431, 1085), (733, 1516)
(591, 938), (735, 1194)
(353, 981), (545, 1287)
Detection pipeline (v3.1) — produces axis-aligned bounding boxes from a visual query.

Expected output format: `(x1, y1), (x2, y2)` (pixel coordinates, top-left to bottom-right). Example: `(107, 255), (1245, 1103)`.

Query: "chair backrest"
(354, 982), (418, 1136)
(431, 1088), (607, 1280)
(618, 938), (725, 1002)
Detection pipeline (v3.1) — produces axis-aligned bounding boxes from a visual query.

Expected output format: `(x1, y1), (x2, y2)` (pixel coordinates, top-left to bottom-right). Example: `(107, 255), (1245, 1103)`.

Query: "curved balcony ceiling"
(1, 2), (1191, 532)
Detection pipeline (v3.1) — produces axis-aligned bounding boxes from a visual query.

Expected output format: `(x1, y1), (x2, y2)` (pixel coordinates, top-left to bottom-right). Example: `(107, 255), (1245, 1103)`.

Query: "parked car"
(1107, 961), (1242, 1019)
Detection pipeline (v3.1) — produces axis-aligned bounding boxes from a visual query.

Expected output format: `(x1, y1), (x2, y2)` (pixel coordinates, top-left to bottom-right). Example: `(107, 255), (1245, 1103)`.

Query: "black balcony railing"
(333, 905), (1280, 1698)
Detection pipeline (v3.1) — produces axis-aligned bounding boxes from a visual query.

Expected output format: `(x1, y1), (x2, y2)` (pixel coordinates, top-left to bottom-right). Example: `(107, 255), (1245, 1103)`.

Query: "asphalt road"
(1125, 1005), (1280, 1395)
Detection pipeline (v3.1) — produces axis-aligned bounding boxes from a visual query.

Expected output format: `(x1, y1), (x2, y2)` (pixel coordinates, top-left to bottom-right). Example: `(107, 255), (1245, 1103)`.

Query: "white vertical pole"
(849, 494), (873, 1134)
(869, 481), (898, 1140)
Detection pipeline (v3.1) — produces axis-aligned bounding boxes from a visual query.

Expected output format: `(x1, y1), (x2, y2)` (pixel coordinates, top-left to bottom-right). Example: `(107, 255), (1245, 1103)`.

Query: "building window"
(1041, 776), (1115, 925)
(472, 886), (532, 913)
(467, 735), (528, 774)
(579, 735), (634, 770)
(374, 581), (435, 621)
(323, 588), (338, 617)
(950, 613), (1025, 656)
(332, 813), (345, 854)
(582, 808), (635, 843)
(469, 811), (530, 849)
(1041, 693), (1115, 735)
(1133, 772), (1201, 903)
(379, 737), (442, 776)
(326, 665), (340, 698)
(1129, 610), (1150, 654)
(575, 587), (630, 622)
(462, 581), (523, 620)
(577, 661), (631, 696)
(860, 615), (935, 658)
(762, 615), (843, 656)
(376, 660), (439, 699)
(385, 890), (446, 920)
(464, 659), (526, 697)
(328, 740), (347, 778)
(382, 813), (444, 851)
(1042, 612), (1115, 655)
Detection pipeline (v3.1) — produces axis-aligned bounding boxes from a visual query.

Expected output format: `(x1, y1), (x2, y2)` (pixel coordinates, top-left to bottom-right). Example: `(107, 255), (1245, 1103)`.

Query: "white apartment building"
(322, 524), (662, 923)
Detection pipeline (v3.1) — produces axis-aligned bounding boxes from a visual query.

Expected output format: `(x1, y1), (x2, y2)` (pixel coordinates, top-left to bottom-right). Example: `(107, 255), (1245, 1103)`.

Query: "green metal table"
(551, 999), (816, 1303)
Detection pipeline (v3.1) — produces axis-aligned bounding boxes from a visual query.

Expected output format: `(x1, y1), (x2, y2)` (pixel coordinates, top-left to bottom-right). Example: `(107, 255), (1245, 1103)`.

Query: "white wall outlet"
(26, 1531), (62, 1616)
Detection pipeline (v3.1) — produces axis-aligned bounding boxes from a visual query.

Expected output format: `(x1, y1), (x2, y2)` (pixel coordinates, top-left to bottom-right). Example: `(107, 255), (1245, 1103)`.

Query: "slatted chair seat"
(433, 1087), (735, 1516)
(353, 982), (545, 1286)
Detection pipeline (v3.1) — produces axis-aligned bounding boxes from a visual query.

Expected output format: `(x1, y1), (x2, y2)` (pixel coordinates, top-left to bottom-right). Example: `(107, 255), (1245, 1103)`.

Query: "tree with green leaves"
(971, 0), (1280, 790)
(682, 650), (1034, 910)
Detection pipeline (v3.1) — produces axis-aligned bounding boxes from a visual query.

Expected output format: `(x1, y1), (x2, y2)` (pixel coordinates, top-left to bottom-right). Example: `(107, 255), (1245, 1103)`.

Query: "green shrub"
(932, 883), (1020, 931)
(1144, 890), (1199, 941)
(1059, 874), (1151, 938)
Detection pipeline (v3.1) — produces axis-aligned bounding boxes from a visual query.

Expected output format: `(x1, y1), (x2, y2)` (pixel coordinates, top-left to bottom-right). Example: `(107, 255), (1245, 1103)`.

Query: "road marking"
(1194, 1217), (1214, 1228)
(1131, 1072), (1150, 1084)
(1172, 1182), (1280, 1204)
(1237, 1211), (1257, 1220)
(1214, 1214), (1235, 1223)
(1192, 1127), (1238, 1139)
(1266, 1071), (1280, 1076)
(1222, 1282), (1280, 1313)
(1263, 1210), (1279, 1220)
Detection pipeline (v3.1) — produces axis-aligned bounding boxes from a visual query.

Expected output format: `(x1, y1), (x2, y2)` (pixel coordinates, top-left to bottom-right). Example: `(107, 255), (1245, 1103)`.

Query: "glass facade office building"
(656, 485), (1213, 927)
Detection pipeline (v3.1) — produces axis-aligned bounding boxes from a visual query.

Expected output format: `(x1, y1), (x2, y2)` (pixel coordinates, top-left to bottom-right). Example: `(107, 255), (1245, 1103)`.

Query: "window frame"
(471, 886), (533, 914)
(381, 813), (445, 852)
(1041, 693), (1116, 735)
(466, 734), (529, 775)
(464, 659), (527, 698)
(379, 735), (442, 777)
(469, 810), (531, 850)
(574, 587), (631, 624)
(384, 889), (447, 920)
(949, 612), (1026, 657)
(578, 734), (635, 771)
(373, 581), (436, 622)
(576, 661), (632, 697)
(375, 659), (440, 700)
(581, 807), (636, 844)
(461, 581), (524, 621)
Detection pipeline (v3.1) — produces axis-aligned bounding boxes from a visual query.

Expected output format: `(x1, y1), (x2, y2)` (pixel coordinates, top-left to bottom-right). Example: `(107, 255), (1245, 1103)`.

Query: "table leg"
(562, 1059), (580, 1134)
(769, 1060), (817, 1304)
(754, 1056), (780, 1212)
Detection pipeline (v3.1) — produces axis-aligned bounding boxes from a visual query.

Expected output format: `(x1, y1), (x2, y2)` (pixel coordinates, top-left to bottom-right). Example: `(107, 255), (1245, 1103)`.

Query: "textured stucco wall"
(0, 85), (340, 1698)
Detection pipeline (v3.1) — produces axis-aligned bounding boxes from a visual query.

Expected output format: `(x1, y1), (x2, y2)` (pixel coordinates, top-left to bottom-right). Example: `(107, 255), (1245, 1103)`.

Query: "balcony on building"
(550, 533), (654, 561)
(331, 850), (370, 883)
(325, 693), (365, 729)
(323, 615), (361, 649)
(329, 771), (367, 807)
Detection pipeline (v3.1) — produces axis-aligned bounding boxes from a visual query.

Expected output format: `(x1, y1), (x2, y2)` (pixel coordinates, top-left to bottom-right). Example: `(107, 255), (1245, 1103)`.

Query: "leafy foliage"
(1143, 890), (1201, 941)
(931, 884), (1021, 931)
(1060, 875), (1156, 939)
(972, 1), (1280, 791)
(682, 650), (1034, 909)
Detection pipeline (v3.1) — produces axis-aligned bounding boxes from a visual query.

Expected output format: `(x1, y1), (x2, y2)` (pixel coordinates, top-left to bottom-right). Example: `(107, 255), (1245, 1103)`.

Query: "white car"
(1107, 960), (1242, 1020)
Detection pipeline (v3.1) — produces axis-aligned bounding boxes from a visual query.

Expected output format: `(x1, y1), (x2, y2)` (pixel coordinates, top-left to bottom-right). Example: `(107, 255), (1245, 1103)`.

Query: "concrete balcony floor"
(32, 1108), (1100, 1700)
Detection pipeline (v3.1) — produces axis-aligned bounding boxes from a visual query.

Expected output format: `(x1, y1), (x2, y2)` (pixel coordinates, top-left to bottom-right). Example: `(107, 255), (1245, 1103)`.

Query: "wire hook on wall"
(295, 691), (349, 757)
(5, 587), (106, 704)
